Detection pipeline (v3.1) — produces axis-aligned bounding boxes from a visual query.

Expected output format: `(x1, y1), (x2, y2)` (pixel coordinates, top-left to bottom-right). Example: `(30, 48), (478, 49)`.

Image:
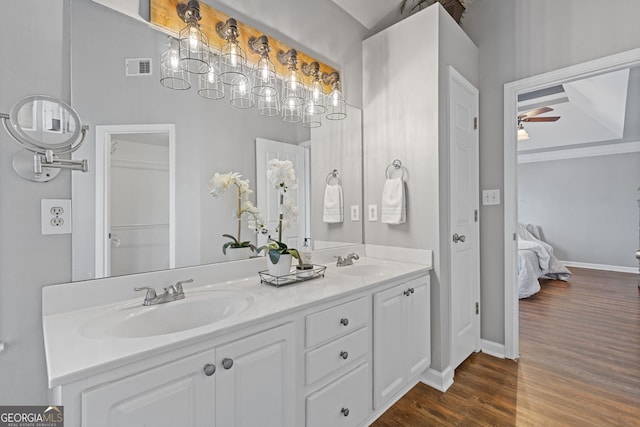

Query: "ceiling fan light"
(517, 123), (529, 141)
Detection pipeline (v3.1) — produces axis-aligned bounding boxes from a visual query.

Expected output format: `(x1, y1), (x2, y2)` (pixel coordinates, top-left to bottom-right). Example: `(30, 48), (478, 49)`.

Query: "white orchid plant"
(265, 159), (300, 265)
(208, 172), (265, 255)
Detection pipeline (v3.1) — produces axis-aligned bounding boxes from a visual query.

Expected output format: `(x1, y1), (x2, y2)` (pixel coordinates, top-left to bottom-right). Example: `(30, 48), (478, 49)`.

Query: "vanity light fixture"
(323, 71), (347, 120)
(302, 61), (327, 116)
(248, 35), (278, 98)
(216, 18), (248, 87)
(229, 78), (255, 109)
(277, 49), (306, 107)
(160, 37), (191, 90)
(176, 0), (210, 74)
(197, 51), (225, 99)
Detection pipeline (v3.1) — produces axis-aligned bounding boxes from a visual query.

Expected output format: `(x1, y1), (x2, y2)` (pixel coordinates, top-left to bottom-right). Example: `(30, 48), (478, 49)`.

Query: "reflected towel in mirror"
(323, 183), (344, 223)
(381, 177), (406, 224)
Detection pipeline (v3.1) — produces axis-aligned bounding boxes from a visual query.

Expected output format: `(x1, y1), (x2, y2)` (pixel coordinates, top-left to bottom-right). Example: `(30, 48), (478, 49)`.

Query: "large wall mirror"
(70, 0), (363, 281)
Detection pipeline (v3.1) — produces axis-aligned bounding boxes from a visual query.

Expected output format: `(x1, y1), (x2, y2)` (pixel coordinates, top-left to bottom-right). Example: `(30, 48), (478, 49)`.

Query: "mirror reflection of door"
(255, 138), (307, 249)
(94, 125), (176, 278)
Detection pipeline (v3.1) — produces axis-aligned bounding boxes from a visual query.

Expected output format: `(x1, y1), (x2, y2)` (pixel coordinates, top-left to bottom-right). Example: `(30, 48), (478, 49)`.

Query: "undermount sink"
(336, 263), (391, 277)
(82, 290), (254, 338)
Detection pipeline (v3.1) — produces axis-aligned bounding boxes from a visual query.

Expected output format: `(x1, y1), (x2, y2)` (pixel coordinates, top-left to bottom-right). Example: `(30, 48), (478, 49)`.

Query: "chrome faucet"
(134, 279), (194, 306)
(336, 252), (360, 267)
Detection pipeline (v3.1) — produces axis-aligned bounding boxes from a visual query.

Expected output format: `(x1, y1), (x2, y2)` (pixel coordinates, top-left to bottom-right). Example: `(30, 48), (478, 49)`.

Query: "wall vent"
(125, 58), (152, 76)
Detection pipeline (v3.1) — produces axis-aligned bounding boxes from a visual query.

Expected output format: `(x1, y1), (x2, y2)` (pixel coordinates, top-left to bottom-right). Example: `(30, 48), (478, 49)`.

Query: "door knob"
(453, 233), (466, 243)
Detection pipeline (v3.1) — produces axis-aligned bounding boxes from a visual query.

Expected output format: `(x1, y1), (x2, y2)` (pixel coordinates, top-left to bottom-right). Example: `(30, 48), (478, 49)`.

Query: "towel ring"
(326, 169), (341, 185)
(385, 159), (405, 180)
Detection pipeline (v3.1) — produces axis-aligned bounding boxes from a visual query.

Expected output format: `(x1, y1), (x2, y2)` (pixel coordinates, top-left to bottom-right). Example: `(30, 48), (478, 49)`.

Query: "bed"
(518, 223), (571, 298)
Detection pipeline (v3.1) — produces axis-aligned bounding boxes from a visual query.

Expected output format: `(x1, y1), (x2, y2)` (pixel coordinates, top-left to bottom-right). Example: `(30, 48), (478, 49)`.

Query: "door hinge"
(513, 232), (517, 241)
(473, 117), (478, 130)
(474, 209), (478, 222)
(475, 302), (479, 315)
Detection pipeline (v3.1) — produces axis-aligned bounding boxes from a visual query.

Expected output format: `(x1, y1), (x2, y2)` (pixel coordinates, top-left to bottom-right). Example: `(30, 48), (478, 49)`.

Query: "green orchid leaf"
(222, 234), (240, 245)
(222, 241), (233, 255)
(268, 248), (281, 264)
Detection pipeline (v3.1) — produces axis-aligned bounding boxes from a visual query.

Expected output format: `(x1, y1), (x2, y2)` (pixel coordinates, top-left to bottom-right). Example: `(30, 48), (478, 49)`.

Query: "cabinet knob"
(203, 363), (216, 376)
(341, 407), (350, 417)
(340, 318), (349, 326)
(222, 358), (234, 370)
(404, 289), (411, 296)
(409, 287), (415, 294)
(340, 351), (349, 360)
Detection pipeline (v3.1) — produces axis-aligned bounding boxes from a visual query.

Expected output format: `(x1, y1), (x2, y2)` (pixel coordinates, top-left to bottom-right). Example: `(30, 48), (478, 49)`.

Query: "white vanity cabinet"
(304, 296), (371, 427)
(80, 322), (295, 427)
(82, 349), (216, 427)
(373, 275), (430, 408)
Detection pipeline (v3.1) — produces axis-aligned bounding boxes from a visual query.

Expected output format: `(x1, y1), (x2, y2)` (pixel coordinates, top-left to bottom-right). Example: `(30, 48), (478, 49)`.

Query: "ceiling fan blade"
(522, 116), (561, 122)
(518, 106), (554, 119)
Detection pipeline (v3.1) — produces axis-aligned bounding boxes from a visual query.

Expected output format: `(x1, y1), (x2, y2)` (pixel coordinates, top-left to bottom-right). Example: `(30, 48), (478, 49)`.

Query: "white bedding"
(517, 223), (571, 298)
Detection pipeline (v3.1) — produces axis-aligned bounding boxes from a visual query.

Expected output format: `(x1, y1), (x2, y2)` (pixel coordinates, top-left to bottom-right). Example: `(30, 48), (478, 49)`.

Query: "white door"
(215, 323), (295, 427)
(255, 138), (306, 249)
(449, 66), (480, 369)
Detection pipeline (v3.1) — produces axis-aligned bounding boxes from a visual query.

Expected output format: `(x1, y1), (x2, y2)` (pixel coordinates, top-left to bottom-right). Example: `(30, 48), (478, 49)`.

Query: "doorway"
(95, 124), (176, 278)
(502, 48), (640, 358)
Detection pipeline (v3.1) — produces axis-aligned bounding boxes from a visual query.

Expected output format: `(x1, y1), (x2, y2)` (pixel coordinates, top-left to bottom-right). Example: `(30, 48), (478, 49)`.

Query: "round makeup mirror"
(1, 95), (89, 182)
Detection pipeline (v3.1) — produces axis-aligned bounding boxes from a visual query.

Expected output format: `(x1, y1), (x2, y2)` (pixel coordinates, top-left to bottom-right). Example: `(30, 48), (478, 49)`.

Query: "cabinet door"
(82, 349), (216, 427)
(373, 284), (406, 409)
(215, 323), (295, 427)
(406, 277), (431, 378)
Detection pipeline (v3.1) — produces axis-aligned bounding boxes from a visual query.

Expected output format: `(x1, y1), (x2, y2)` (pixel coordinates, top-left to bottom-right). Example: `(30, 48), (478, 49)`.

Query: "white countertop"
(43, 253), (431, 388)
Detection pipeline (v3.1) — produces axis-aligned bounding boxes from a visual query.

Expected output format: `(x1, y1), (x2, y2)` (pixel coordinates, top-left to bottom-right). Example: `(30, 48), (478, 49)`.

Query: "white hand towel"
(381, 177), (406, 224)
(323, 183), (344, 223)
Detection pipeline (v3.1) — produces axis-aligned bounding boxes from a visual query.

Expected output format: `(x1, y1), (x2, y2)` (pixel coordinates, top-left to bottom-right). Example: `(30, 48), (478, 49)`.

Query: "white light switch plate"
(482, 189), (501, 206)
(368, 204), (378, 221)
(350, 205), (360, 221)
(42, 199), (72, 235)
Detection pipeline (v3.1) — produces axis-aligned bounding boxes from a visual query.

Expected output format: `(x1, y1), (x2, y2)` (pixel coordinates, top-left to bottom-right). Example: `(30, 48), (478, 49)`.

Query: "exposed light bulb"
(288, 98), (295, 109)
(207, 69), (215, 84)
(169, 50), (180, 70)
(260, 62), (269, 81)
(331, 91), (340, 107)
(239, 80), (247, 94)
(289, 71), (298, 90)
(229, 43), (238, 67)
(189, 26), (199, 51)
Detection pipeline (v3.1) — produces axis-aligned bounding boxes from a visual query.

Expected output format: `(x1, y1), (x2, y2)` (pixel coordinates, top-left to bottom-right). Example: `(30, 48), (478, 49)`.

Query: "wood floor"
(372, 267), (640, 426)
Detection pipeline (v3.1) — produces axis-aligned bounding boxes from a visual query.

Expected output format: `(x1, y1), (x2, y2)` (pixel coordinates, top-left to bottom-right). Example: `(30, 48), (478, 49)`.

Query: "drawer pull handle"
(341, 407), (350, 417)
(203, 363), (216, 376)
(340, 318), (349, 326)
(222, 358), (234, 370)
(340, 351), (349, 360)
(404, 289), (411, 296)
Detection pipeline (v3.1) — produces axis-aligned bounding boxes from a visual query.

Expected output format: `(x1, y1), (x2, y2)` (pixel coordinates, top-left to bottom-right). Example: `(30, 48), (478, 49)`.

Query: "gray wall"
(519, 153), (640, 268)
(463, 0), (640, 345)
(0, 0), (364, 404)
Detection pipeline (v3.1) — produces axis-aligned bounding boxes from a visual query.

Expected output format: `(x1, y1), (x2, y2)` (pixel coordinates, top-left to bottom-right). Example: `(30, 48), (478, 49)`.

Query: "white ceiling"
(330, 0), (403, 29)
(517, 68), (630, 152)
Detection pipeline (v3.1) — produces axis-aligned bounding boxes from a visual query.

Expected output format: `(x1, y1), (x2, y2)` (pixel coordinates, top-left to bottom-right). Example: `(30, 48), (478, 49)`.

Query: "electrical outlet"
(368, 204), (378, 221)
(482, 189), (501, 206)
(350, 205), (360, 221)
(42, 199), (72, 235)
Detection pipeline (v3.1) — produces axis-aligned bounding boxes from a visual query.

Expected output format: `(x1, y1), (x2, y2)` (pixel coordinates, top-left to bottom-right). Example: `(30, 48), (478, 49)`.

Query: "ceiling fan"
(517, 107), (561, 141)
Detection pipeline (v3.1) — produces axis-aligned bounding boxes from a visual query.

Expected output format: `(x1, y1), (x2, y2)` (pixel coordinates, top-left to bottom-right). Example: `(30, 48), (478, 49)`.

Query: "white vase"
(225, 247), (253, 261)
(267, 253), (292, 277)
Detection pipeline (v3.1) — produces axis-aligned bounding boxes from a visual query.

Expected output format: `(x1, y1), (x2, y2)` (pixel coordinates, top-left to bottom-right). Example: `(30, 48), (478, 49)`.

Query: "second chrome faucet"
(336, 252), (360, 267)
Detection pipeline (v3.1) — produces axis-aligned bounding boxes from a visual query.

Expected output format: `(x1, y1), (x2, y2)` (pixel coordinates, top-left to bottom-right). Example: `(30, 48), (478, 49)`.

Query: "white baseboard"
(481, 340), (506, 359)
(420, 366), (454, 392)
(561, 261), (638, 274)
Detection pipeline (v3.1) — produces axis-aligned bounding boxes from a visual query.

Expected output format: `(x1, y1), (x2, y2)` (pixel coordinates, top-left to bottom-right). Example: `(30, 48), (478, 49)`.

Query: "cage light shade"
(179, 22), (210, 74)
(282, 68), (305, 107)
(219, 40), (248, 86)
(229, 79), (254, 109)
(306, 79), (327, 115)
(160, 40), (191, 90)
(252, 56), (277, 97)
(302, 107), (321, 128)
(257, 93), (280, 116)
(282, 97), (303, 123)
(197, 58), (225, 100)
(326, 84), (347, 120)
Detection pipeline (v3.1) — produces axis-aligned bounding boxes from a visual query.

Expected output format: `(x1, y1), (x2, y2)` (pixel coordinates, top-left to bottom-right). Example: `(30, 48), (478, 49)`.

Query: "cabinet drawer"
(306, 297), (368, 347)
(305, 327), (368, 385)
(306, 363), (370, 427)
